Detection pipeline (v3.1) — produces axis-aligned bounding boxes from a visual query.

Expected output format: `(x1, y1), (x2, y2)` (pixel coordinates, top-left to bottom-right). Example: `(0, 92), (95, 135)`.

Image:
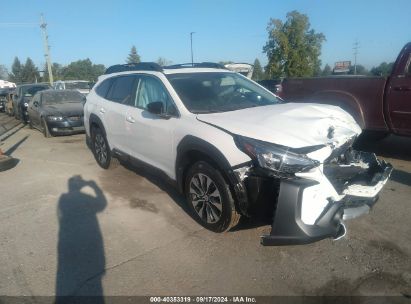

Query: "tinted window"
(167, 72), (281, 113)
(21, 85), (50, 97)
(107, 76), (137, 104)
(135, 76), (172, 111)
(95, 78), (112, 98)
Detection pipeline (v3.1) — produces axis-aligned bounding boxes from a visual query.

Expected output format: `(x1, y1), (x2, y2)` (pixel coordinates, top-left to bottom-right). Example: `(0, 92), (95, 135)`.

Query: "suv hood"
(197, 103), (362, 149)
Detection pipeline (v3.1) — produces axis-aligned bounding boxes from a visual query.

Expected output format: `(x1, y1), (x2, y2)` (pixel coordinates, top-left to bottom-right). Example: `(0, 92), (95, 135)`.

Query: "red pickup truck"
(281, 42), (411, 137)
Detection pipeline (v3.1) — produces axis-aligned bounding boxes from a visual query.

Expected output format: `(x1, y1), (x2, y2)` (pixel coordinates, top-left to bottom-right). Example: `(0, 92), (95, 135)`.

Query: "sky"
(1, 0), (410, 72)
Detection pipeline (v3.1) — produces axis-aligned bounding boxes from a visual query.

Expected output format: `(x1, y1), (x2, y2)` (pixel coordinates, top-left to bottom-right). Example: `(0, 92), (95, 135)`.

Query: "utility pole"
(40, 14), (53, 85)
(353, 40), (360, 75)
(190, 32), (195, 66)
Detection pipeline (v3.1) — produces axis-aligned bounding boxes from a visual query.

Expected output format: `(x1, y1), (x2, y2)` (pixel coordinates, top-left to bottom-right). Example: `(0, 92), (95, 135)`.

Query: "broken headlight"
(235, 136), (320, 175)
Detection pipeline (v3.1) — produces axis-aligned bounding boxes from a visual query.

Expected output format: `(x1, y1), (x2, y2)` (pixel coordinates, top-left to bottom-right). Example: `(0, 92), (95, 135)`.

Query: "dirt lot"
(0, 113), (410, 299)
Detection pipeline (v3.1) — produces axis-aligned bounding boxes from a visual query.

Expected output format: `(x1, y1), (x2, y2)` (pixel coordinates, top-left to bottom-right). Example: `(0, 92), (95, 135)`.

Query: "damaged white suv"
(84, 62), (392, 245)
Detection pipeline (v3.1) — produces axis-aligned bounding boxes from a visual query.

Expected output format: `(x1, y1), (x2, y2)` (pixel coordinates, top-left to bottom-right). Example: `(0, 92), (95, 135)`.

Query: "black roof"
(105, 62), (163, 74)
(104, 62), (227, 75)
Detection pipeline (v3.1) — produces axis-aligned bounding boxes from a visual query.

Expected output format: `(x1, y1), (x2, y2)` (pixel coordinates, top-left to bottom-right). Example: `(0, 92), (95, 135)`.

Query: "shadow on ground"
(55, 175), (107, 303)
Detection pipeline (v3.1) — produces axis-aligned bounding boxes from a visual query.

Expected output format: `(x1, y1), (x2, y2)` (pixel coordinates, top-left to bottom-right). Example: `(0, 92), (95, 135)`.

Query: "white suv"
(84, 62), (392, 246)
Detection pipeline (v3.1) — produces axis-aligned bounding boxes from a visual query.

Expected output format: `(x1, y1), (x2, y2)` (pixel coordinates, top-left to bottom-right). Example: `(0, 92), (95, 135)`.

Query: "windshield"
(65, 82), (90, 90)
(21, 85), (49, 97)
(167, 72), (281, 113)
(42, 91), (84, 104)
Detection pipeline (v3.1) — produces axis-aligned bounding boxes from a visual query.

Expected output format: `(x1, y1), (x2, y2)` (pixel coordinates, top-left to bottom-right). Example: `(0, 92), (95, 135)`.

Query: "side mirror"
(33, 101), (39, 107)
(147, 101), (164, 115)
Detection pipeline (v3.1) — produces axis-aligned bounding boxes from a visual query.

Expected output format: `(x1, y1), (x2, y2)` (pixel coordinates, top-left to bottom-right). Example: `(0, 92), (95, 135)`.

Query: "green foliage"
(0, 65), (8, 80)
(252, 59), (264, 81)
(43, 62), (64, 82)
(370, 62), (394, 76)
(62, 59), (105, 81)
(263, 11), (325, 78)
(127, 46), (141, 64)
(20, 58), (39, 83)
(348, 64), (368, 75)
(321, 64), (332, 76)
(9, 57), (23, 83)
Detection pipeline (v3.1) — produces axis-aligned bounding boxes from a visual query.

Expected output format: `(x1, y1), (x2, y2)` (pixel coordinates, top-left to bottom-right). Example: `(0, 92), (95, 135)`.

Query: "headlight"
(47, 115), (64, 121)
(24, 102), (29, 107)
(235, 136), (320, 176)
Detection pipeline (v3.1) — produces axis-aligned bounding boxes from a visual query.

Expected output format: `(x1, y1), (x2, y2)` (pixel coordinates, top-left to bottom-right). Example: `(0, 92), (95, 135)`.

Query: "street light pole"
(190, 32), (195, 66)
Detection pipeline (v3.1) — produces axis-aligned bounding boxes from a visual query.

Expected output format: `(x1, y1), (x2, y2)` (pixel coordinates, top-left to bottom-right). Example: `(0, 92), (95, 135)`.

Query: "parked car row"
(2, 79), (91, 137)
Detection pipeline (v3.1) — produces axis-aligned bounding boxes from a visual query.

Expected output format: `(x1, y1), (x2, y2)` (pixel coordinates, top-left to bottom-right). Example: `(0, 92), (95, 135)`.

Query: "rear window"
(106, 76), (137, 104)
(95, 79), (112, 98)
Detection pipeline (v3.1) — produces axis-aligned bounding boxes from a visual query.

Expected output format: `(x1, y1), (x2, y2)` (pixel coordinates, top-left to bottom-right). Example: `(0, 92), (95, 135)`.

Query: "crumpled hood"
(197, 103), (362, 149)
(43, 102), (84, 117)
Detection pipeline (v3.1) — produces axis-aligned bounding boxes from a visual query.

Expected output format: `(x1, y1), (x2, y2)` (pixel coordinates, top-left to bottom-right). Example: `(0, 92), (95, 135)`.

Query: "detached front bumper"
(257, 152), (392, 246)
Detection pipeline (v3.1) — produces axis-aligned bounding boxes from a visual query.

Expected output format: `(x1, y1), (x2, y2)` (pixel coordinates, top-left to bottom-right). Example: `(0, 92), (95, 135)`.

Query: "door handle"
(126, 115), (135, 123)
(393, 86), (411, 91)
(99, 108), (106, 114)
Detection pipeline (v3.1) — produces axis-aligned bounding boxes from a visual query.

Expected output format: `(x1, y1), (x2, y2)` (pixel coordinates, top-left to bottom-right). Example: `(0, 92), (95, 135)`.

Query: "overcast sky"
(1, 0), (410, 71)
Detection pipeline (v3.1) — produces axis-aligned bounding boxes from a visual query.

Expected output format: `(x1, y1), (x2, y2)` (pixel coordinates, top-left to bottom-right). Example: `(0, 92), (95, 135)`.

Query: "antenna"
(40, 14), (53, 85)
(353, 40), (360, 75)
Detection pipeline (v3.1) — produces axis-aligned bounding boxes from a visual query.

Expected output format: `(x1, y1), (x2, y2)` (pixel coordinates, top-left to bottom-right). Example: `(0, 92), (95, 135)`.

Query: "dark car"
(13, 84), (50, 123)
(0, 88), (9, 112)
(27, 90), (86, 137)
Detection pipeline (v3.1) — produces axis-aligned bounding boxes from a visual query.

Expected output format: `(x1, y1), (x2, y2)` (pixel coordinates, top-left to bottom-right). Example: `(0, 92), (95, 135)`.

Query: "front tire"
(42, 118), (51, 138)
(91, 127), (118, 169)
(185, 161), (240, 232)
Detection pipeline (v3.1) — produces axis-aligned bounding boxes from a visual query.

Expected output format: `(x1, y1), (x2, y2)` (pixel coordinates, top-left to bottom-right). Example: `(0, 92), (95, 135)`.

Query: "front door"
(124, 75), (177, 178)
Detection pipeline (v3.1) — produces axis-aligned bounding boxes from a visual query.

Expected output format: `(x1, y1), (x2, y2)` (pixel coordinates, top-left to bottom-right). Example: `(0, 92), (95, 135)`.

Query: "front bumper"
(47, 119), (85, 135)
(260, 153), (392, 245)
(231, 150), (392, 246)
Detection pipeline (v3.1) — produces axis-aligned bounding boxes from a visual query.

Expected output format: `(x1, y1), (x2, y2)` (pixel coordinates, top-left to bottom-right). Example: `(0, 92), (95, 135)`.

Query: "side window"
(107, 76), (137, 104)
(95, 78), (113, 98)
(135, 76), (176, 114)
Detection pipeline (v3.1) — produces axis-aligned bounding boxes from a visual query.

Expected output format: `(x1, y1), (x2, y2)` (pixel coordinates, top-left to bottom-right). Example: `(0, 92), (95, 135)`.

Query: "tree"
(252, 59), (264, 81)
(9, 57), (23, 83)
(62, 59), (105, 81)
(321, 64), (332, 76)
(156, 57), (172, 66)
(127, 46), (141, 64)
(0, 65), (8, 80)
(370, 62), (394, 76)
(21, 58), (39, 83)
(263, 11), (326, 78)
(348, 64), (368, 75)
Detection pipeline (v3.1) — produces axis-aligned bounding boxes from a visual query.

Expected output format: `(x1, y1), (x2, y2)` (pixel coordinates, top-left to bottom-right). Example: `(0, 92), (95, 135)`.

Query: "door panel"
(124, 75), (176, 177)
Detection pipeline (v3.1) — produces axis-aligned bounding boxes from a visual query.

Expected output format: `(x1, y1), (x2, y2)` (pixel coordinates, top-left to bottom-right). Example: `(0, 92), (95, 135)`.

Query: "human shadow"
(55, 175), (107, 303)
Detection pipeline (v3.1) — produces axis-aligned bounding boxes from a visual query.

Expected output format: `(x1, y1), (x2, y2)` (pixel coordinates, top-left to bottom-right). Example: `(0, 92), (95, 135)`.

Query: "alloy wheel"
(94, 133), (108, 165)
(189, 173), (223, 223)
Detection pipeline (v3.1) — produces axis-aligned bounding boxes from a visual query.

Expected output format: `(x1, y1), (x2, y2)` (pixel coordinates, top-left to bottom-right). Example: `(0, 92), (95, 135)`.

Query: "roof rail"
(164, 62), (227, 70)
(104, 62), (163, 74)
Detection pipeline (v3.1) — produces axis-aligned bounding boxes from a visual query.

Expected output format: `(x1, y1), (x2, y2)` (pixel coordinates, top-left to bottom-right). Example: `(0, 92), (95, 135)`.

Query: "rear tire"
(185, 161), (240, 232)
(91, 126), (118, 169)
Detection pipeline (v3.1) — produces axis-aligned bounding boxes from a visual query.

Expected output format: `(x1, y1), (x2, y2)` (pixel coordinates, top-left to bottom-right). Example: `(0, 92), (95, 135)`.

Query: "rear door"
(386, 48), (411, 136)
(103, 75), (139, 154)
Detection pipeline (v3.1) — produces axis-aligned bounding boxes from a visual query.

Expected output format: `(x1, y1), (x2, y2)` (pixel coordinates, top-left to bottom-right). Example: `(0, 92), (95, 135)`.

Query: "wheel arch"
(175, 135), (249, 215)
